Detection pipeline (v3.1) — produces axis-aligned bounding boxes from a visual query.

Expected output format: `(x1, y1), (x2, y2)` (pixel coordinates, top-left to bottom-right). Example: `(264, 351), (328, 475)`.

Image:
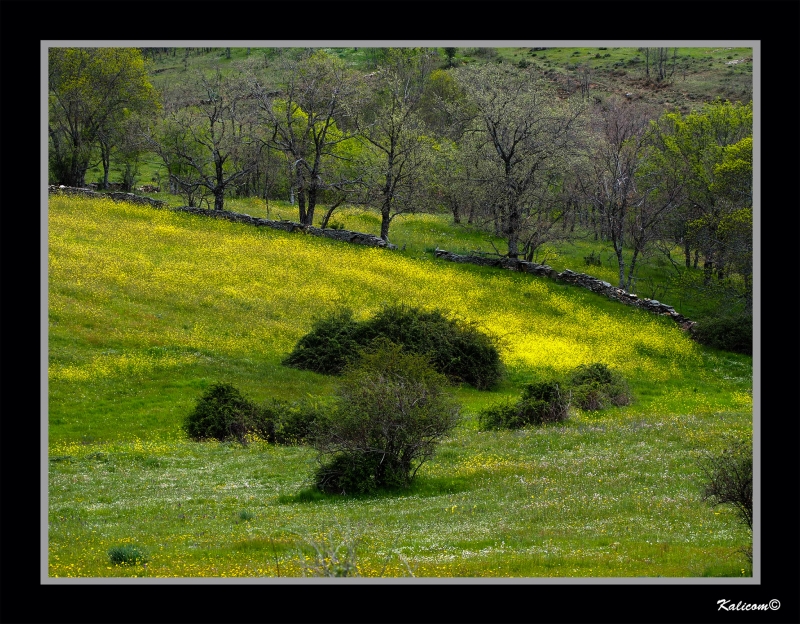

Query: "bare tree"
(150, 68), (259, 210)
(247, 50), (362, 226)
(455, 63), (586, 260)
(575, 97), (681, 290)
(349, 48), (440, 242)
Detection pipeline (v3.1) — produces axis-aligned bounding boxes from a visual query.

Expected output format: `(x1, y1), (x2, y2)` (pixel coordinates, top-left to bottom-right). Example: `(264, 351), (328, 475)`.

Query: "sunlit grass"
(47, 195), (752, 577)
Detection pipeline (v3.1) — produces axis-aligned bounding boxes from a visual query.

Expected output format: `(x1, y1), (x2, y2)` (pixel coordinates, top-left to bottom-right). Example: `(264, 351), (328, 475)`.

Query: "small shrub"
(297, 526), (362, 577)
(314, 452), (381, 495)
(252, 398), (326, 445)
(479, 381), (570, 430)
(238, 510), (254, 522)
(183, 383), (260, 443)
(477, 399), (524, 431)
(583, 250), (602, 267)
(567, 363), (632, 411)
(361, 305), (503, 389)
(696, 438), (752, 530)
(312, 340), (461, 494)
(108, 544), (149, 566)
(691, 313), (752, 355)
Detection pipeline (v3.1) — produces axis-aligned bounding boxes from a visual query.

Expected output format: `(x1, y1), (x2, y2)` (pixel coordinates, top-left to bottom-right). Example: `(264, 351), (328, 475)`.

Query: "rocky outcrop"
(434, 249), (695, 328)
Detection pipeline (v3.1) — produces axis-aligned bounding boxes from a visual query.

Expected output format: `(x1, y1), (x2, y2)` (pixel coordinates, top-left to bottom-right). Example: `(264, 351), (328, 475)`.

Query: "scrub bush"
(312, 340), (461, 494)
(479, 380), (570, 430)
(108, 544), (149, 566)
(697, 438), (753, 530)
(567, 362), (632, 411)
(691, 313), (752, 355)
(183, 382), (260, 443)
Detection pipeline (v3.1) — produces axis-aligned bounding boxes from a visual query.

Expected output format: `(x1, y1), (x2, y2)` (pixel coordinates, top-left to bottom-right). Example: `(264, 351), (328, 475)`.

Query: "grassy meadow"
(47, 194), (753, 578)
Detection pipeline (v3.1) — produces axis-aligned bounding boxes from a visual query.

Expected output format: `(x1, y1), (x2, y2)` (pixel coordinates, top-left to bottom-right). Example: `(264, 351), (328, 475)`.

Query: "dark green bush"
(252, 398), (326, 445)
(314, 453), (381, 495)
(567, 363), (632, 411)
(183, 383), (260, 443)
(284, 304), (504, 390)
(479, 380), (570, 430)
(313, 340), (461, 494)
(184, 384), (324, 446)
(691, 314), (752, 355)
(281, 309), (362, 375)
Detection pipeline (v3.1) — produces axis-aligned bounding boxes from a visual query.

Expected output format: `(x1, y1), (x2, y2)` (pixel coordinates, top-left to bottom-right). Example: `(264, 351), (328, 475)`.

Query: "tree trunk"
(625, 249), (641, 292)
(451, 200), (461, 225)
(380, 203), (391, 241)
(213, 188), (224, 211)
(101, 144), (111, 189)
(614, 243), (625, 289)
(703, 259), (714, 285)
(214, 152), (225, 210)
(305, 187), (317, 226)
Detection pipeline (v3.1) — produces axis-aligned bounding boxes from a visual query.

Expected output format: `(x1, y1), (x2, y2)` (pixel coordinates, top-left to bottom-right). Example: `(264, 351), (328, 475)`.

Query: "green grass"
(47, 194), (752, 577)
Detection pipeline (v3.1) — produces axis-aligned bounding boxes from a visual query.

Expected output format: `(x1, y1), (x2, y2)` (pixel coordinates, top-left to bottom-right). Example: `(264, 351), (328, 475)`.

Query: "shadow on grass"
(277, 474), (474, 504)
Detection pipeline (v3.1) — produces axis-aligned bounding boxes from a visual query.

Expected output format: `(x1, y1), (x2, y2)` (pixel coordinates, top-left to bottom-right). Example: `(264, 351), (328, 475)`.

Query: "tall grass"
(47, 196), (752, 577)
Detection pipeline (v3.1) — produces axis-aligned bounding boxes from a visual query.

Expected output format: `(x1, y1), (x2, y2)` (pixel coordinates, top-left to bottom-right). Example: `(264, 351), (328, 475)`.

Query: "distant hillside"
(143, 45), (754, 114)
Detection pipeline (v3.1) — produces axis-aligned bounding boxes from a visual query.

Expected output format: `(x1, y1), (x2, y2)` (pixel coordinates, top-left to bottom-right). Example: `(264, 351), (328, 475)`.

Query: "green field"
(47, 194), (752, 578)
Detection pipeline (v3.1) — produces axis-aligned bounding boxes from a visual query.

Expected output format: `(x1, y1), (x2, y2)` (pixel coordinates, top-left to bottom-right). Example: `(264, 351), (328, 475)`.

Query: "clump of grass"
(108, 544), (149, 566)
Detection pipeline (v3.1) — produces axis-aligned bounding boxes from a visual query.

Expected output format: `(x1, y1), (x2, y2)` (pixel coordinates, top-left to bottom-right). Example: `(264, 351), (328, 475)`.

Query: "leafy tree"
(313, 341), (461, 494)
(48, 47), (160, 187)
(443, 47), (457, 68)
(646, 100), (752, 309)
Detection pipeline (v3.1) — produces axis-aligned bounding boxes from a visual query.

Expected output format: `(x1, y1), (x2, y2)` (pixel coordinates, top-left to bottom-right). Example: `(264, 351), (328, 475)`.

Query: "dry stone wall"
(47, 186), (693, 327)
(47, 186), (397, 250)
(434, 248), (695, 329)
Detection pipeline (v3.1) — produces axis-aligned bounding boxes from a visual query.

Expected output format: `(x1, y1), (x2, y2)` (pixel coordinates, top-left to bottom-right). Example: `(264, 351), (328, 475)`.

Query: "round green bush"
(252, 398), (327, 445)
(566, 363), (632, 411)
(183, 382), (259, 442)
(284, 304), (504, 390)
(314, 453), (381, 495)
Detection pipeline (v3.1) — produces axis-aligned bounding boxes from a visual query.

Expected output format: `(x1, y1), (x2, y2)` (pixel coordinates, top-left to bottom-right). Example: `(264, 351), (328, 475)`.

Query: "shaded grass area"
(47, 196), (752, 577)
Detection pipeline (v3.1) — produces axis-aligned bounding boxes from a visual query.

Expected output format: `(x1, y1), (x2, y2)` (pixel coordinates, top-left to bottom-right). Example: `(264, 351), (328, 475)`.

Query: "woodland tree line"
(48, 47), (753, 311)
